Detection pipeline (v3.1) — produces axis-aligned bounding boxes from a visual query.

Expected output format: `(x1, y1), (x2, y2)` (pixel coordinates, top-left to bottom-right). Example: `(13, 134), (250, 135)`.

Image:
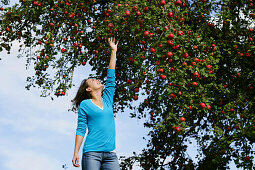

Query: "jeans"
(82, 151), (121, 170)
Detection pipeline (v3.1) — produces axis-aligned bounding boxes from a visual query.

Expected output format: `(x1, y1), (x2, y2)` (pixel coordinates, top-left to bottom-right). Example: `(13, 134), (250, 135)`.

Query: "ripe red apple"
(69, 13), (74, 18)
(108, 23), (114, 28)
(182, 62), (187, 66)
(160, 75), (166, 79)
(175, 127), (181, 132)
(207, 105), (211, 109)
(193, 72), (199, 78)
(157, 68), (164, 73)
(182, 53), (189, 58)
(200, 103), (206, 108)
(127, 79), (132, 84)
(150, 48), (155, 53)
(245, 156), (250, 161)
(168, 33), (174, 39)
(160, 0), (166, 5)
(168, 12), (173, 17)
(45, 56), (49, 60)
(144, 31), (149, 37)
(191, 80), (198, 86)
(180, 117), (185, 122)
(136, 11), (141, 16)
(82, 61), (86, 65)
(133, 95), (138, 100)
(126, 10), (130, 16)
(163, 26), (169, 31)
(167, 52), (173, 57)
(168, 40), (174, 46)
(177, 30), (183, 36)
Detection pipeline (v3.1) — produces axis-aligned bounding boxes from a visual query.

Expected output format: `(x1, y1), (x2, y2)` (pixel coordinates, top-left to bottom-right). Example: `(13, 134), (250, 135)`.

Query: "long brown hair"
(71, 79), (92, 110)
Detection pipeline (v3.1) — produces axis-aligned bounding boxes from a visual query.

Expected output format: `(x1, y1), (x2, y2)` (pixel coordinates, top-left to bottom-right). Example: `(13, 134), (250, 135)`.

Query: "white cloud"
(0, 146), (62, 170)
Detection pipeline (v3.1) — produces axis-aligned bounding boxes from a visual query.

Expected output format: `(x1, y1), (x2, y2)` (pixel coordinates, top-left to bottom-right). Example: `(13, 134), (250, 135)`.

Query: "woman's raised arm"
(108, 37), (119, 70)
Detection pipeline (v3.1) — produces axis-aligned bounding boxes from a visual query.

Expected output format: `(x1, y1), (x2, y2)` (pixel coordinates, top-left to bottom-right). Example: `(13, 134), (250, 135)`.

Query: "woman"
(72, 37), (120, 170)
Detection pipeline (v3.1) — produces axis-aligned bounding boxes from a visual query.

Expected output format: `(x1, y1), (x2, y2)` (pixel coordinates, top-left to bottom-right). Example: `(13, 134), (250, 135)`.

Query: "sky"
(0, 1), (252, 170)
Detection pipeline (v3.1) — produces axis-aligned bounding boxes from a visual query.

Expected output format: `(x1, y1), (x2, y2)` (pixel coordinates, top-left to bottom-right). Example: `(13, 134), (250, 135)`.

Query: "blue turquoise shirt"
(76, 69), (116, 153)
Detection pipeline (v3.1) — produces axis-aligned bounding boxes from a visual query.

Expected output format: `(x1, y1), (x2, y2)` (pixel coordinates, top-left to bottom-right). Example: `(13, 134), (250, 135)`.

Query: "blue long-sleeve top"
(76, 69), (116, 153)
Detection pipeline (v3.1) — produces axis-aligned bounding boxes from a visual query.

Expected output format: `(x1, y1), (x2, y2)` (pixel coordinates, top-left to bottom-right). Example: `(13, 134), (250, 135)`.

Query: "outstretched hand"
(108, 37), (119, 51)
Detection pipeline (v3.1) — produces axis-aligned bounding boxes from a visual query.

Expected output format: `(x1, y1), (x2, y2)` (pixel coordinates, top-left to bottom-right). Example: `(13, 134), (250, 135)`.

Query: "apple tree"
(0, 0), (254, 169)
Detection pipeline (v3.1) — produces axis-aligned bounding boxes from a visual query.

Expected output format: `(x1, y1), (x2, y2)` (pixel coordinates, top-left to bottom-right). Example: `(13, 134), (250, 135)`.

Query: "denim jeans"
(82, 151), (120, 170)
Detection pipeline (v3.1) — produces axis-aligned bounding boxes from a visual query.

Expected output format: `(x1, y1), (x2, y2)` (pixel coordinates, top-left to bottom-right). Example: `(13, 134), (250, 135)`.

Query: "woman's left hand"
(108, 37), (119, 51)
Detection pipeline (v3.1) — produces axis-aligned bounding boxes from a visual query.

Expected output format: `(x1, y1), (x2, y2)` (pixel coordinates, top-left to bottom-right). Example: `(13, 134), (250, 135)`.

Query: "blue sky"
(0, 1), (251, 169)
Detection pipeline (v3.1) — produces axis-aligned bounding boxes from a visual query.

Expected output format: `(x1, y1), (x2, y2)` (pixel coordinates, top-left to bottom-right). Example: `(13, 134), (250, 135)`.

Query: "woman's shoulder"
(80, 99), (91, 107)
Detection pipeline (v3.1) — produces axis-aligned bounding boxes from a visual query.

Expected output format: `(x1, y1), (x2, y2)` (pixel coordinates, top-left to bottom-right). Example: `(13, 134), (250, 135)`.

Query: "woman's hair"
(71, 79), (92, 110)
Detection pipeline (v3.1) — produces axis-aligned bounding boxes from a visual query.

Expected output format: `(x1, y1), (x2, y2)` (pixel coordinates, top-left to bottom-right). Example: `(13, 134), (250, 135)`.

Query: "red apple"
(180, 117), (185, 122)
(160, 75), (166, 79)
(182, 53), (189, 58)
(144, 31), (149, 37)
(177, 30), (183, 36)
(136, 11), (141, 16)
(157, 68), (164, 73)
(167, 52), (173, 57)
(168, 40), (174, 46)
(69, 13), (74, 18)
(108, 23), (114, 28)
(193, 72), (199, 78)
(150, 48), (155, 53)
(160, 0), (166, 5)
(133, 95), (138, 100)
(200, 103), (206, 108)
(175, 127), (181, 132)
(168, 33), (174, 39)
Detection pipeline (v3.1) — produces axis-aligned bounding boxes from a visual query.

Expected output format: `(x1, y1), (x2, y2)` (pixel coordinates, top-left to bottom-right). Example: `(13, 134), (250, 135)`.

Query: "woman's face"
(86, 79), (104, 92)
